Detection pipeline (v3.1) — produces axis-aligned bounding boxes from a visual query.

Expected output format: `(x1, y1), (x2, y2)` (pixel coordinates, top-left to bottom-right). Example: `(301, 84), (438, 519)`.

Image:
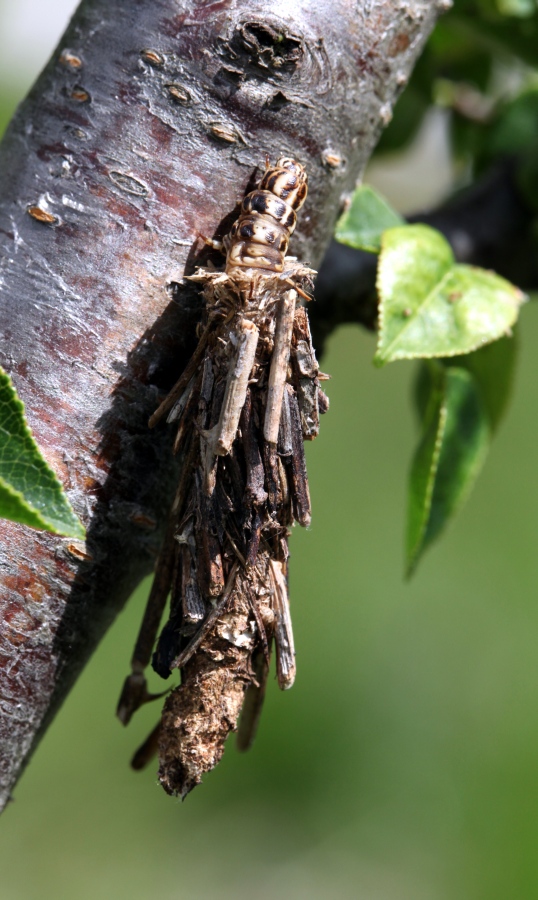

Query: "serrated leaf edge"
(335, 232), (381, 254)
(334, 185), (404, 254)
(376, 253), (523, 366)
(0, 366), (86, 539)
(407, 369), (492, 577)
(0, 471), (84, 538)
(376, 267), (454, 365)
(406, 392), (448, 577)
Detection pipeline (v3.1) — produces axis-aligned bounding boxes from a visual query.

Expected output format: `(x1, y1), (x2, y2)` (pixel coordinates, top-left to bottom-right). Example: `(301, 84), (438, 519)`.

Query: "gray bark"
(0, 0), (446, 811)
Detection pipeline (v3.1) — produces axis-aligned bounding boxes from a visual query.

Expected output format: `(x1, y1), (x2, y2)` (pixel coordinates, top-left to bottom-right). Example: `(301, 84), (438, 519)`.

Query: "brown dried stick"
(149, 321), (214, 428)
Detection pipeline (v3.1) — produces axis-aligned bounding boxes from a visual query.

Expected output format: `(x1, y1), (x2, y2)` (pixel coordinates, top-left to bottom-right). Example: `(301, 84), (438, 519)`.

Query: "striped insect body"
(225, 157), (308, 275)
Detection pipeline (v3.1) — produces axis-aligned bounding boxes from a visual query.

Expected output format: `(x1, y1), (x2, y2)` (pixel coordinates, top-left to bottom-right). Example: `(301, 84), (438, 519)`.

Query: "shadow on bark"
(46, 275), (205, 743)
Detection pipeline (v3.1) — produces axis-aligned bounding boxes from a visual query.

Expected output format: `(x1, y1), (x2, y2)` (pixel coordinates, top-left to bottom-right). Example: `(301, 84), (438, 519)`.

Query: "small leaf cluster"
(335, 186), (523, 574)
(335, 0), (538, 575)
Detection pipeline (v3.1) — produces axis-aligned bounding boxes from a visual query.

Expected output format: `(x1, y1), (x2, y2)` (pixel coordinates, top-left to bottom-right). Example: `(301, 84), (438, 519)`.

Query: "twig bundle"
(117, 158), (328, 796)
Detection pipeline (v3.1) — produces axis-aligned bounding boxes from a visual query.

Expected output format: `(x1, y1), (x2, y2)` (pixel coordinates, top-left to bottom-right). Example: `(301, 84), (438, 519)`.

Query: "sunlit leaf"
(375, 224), (523, 365)
(334, 185), (403, 254)
(496, 0), (535, 17)
(407, 364), (490, 576)
(0, 367), (85, 538)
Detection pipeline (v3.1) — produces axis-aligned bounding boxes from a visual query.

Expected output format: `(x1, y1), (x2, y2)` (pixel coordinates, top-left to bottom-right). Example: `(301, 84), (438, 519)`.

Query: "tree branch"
(0, 0), (446, 810)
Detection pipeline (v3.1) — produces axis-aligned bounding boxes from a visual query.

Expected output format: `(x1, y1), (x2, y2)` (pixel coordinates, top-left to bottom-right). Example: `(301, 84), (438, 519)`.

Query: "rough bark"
(0, 0), (446, 811)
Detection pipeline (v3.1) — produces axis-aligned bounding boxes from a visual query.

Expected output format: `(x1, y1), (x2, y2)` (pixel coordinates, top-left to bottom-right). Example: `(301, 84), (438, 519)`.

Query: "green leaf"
(409, 334), (518, 575)
(486, 89), (538, 159)
(375, 224), (524, 365)
(454, 332), (518, 433)
(496, 0), (535, 17)
(0, 367), (85, 538)
(334, 185), (404, 254)
(407, 365), (490, 576)
(450, 11), (538, 69)
(429, 18), (494, 92)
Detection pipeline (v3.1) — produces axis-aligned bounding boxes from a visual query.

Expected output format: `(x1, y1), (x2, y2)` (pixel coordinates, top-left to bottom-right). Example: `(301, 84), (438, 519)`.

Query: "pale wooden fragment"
(264, 290), (297, 445)
(211, 319), (259, 456)
(271, 559), (296, 690)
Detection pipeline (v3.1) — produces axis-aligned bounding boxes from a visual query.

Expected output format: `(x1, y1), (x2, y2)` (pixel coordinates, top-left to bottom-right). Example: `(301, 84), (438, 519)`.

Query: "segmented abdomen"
(225, 157), (308, 275)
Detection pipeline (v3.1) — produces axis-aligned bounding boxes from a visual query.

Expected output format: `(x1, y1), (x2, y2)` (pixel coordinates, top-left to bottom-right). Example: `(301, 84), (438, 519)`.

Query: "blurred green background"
(3, 3), (538, 899)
